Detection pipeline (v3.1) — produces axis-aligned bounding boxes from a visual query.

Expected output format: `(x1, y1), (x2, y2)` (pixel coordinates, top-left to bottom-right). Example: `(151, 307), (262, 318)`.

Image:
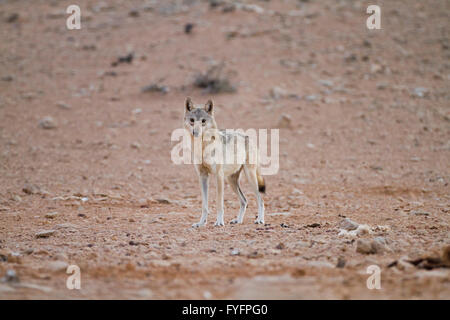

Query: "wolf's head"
(183, 97), (217, 138)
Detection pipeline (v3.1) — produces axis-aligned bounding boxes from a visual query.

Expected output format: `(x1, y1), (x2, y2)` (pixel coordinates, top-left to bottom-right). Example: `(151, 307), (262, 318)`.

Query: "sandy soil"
(0, 0), (449, 299)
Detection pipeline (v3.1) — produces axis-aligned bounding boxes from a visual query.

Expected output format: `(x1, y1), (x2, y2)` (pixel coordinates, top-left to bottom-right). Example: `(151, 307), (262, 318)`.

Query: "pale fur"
(183, 97), (265, 227)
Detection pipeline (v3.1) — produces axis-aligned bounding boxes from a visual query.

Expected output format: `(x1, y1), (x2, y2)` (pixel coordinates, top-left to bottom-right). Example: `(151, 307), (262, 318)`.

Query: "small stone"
(1, 270), (19, 283)
(275, 243), (285, 250)
(22, 183), (41, 195)
(356, 238), (386, 254)
(129, 9), (140, 17)
(305, 95), (317, 102)
(356, 239), (374, 254)
(230, 249), (240, 256)
(47, 261), (68, 272)
(411, 210), (430, 216)
(7, 252), (22, 264)
(340, 218), (359, 231)
(184, 23), (194, 34)
(305, 223), (320, 228)
(131, 142), (141, 149)
(372, 237), (387, 253)
(45, 212), (58, 219)
(336, 257), (346, 268)
(56, 101), (70, 110)
(38, 116), (57, 129)
(318, 79), (334, 88)
(156, 198), (170, 204)
(6, 13), (19, 23)
(247, 251), (263, 259)
(35, 230), (56, 238)
(413, 87), (429, 98)
(277, 114), (292, 129)
(270, 86), (288, 100)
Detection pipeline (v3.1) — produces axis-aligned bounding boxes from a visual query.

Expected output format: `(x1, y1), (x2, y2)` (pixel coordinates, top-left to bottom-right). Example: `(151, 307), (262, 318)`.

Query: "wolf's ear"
(205, 100), (213, 114)
(185, 97), (193, 112)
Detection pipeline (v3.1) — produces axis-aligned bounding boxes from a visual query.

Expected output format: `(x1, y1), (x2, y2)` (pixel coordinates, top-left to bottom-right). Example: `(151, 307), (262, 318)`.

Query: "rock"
(6, 13), (19, 23)
(1, 270), (19, 283)
(47, 261), (68, 272)
(38, 116), (57, 129)
(56, 101), (70, 110)
(247, 251), (263, 259)
(413, 87), (429, 98)
(305, 95), (317, 102)
(410, 210), (430, 216)
(111, 52), (134, 67)
(141, 83), (169, 94)
(7, 252), (21, 264)
(336, 257), (346, 268)
(442, 245), (450, 264)
(277, 114), (292, 129)
(270, 86), (288, 100)
(45, 212), (58, 219)
(356, 239), (375, 254)
(275, 243), (285, 250)
(376, 82), (388, 90)
(156, 198), (170, 204)
(22, 183), (41, 195)
(129, 9), (140, 17)
(230, 249), (240, 256)
(305, 261), (335, 269)
(318, 79), (334, 88)
(138, 198), (149, 208)
(1, 75), (14, 82)
(131, 142), (141, 149)
(184, 23), (194, 34)
(344, 53), (357, 63)
(35, 230), (56, 238)
(305, 223), (320, 228)
(356, 238), (386, 254)
(372, 237), (387, 253)
(340, 218), (359, 231)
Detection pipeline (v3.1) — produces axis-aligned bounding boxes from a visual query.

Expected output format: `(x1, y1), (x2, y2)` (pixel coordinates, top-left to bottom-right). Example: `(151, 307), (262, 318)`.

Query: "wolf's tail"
(256, 169), (266, 193)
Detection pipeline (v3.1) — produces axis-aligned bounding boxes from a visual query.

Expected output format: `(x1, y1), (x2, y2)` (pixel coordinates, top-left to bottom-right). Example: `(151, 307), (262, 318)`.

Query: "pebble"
(35, 230), (56, 238)
(38, 116), (57, 129)
(230, 249), (240, 256)
(277, 114), (292, 129)
(356, 238), (386, 254)
(270, 86), (288, 100)
(56, 101), (70, 110)
(45, 212), (59, 219)
(47, 261), (68, 272)
(1, 269), (19, 283)
(340, 218), (359, 231)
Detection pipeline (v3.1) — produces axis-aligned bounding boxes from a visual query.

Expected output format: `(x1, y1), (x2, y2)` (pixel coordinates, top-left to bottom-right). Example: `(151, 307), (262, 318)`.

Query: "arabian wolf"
(183, 97), (265, 227)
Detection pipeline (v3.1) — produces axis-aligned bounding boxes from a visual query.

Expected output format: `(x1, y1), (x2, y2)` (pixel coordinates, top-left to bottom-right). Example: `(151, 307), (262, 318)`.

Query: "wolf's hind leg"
(228, 170), (247, 224)
(243, 165), (265, 224)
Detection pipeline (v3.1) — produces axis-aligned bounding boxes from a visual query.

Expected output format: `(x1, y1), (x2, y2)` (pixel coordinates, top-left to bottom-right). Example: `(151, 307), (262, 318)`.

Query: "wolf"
(183, 97), (266, 227)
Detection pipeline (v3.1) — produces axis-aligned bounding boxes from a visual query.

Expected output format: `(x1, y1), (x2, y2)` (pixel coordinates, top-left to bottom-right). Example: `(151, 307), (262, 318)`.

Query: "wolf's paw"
(230, 218), (243, 224)
(214, 220), (225, 227)
(254, 218), (265, 225)
(192, 221), (206, 228)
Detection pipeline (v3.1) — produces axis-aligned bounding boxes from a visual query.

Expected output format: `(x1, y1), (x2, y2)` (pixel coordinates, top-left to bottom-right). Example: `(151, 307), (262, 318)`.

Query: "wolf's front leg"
(192, 173), (209, 228)
(214, 173), (225, 226)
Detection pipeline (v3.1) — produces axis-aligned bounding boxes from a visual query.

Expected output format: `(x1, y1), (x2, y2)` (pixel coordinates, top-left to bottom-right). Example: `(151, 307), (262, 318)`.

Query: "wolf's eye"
(201, 119), (206, 126)
(189, 118), (195, 125)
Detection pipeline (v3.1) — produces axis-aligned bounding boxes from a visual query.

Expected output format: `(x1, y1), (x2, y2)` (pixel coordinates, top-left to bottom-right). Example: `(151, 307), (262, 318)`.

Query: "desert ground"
(0, 0), (449, 299)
